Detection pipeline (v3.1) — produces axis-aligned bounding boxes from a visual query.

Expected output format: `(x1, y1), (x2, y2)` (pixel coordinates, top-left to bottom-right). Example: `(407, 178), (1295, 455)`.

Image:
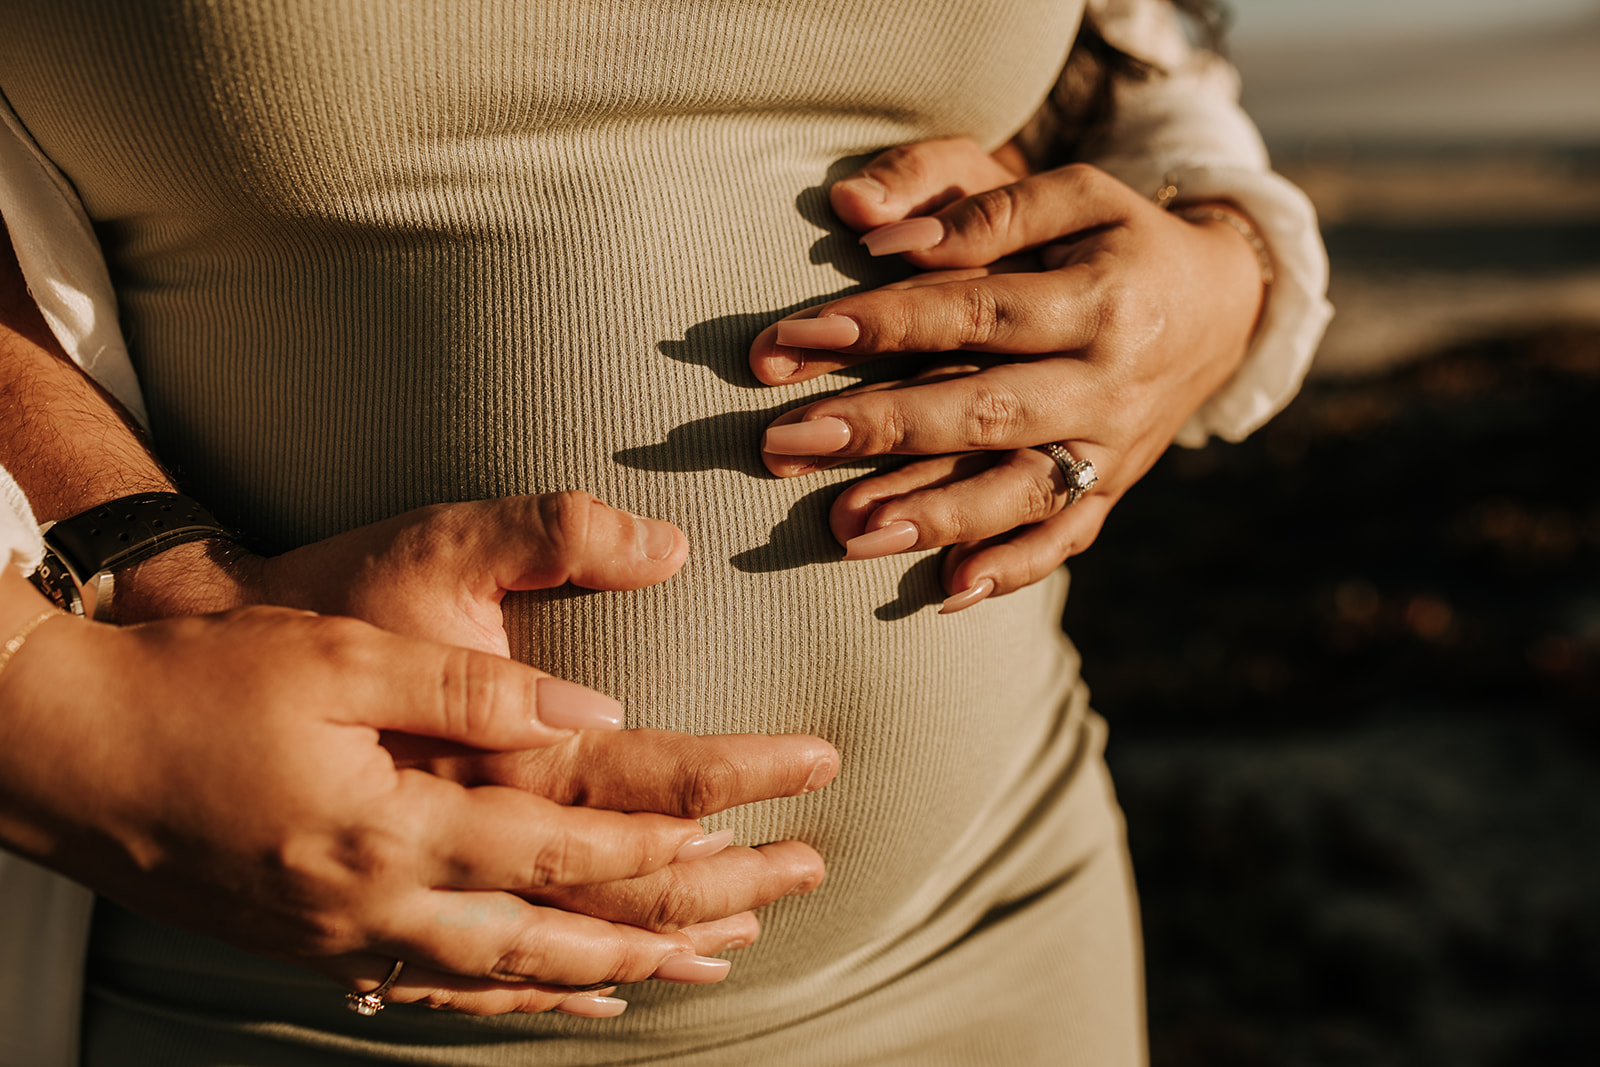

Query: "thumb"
(440, 491), (688, 595)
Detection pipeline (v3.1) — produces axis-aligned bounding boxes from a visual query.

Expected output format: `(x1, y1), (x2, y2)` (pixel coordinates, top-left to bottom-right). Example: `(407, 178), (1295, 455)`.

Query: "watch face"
(28, 548), (86, 616)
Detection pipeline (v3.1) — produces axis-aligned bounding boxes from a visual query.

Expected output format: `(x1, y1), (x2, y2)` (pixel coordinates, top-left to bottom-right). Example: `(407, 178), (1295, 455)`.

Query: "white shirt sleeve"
(1084, 0), (1334, 446)
(0, 464), (42, 578)
(0, 92), (145, 427)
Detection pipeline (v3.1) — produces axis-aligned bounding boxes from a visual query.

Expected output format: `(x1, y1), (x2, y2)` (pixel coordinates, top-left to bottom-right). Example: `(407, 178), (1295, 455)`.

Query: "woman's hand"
(750, 138), (1266, 611)
(6, 494), (838, 1016)
(0, 569), (832, 1018)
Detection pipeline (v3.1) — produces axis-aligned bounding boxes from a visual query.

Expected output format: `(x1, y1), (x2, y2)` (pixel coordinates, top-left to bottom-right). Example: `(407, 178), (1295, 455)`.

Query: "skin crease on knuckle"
(875, 142), (934, 186)
(536, 489), (599, 580)
(517, 826), (586, 892)
(959, 183), (1022, 249)
(639, 876), (710, 933)
(960, 380), (1025, 450)
(429, 644), (491, 740)
(676, 753), (742, 819)
(957, 283), (1002, 348)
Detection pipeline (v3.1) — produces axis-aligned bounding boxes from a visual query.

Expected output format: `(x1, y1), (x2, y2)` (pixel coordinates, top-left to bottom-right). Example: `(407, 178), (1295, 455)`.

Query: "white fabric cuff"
(1085, 149), (1333, 446)
(1165, 164), (1334, 446)
(1083, 47), (1334, 447)
(0, 464), (43, 577)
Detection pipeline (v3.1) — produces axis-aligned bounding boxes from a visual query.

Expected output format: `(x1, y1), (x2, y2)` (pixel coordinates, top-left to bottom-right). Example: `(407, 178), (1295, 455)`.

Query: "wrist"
(109, 538), (265, 624)
(1175, 199), (1271, 353)
(27, 491), (262, 624)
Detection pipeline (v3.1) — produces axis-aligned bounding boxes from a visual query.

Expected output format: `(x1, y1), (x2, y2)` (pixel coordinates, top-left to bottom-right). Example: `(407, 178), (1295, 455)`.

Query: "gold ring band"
(346, 960), (405, 1016)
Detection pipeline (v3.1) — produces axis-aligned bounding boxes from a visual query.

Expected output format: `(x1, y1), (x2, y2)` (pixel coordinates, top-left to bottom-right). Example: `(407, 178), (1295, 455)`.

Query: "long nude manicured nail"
(651, 955), (731, 984)
(939, 577), (996, 615)
(843, 520), (919, 560)
(861, 216), (944, 256)
(558, 995), (628, 1018)
(775, 316), (860, 350)
(633, 516), (678, 561)
(763, 417), (851, 456)
(836, 175), (887, 204)
(674, 828), (736, 863)
(536, 677), (624, 731)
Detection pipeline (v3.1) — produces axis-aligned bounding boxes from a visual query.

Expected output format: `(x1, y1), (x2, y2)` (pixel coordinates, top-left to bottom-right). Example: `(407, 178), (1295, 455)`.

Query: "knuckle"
(436, 646), (511, 739)
(850, 293), (919, 353)
(855, 396), (911, 454)
(520, 831), (581, 890)
(963, 184), (1021, 242)
(956, 284), (1002, 346)
(640, 878), (703, 933)
(873, 142), (935, 183)
(538, 490), (600, 568)
(677, 753), (742, 817)
(913, 498), (971, 545)
(1094, 281), (1159, 350)
(961, 383), (1023, 448)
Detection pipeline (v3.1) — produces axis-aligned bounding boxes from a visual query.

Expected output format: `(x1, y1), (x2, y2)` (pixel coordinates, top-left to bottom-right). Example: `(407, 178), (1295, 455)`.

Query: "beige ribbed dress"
(0, 1), (1145, 1062)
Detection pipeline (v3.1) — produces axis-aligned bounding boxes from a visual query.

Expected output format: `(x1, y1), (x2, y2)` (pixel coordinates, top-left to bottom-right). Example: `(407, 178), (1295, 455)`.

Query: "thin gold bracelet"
(1151, 172), (1181, 211)
(0, 609), (62, 678)
(1175, 205), (1276, 286)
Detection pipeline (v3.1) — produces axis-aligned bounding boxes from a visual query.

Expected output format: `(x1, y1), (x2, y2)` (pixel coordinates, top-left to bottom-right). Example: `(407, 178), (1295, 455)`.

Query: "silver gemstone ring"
(1033, 443), (1098, 507)
(346, 960), (405, 1016)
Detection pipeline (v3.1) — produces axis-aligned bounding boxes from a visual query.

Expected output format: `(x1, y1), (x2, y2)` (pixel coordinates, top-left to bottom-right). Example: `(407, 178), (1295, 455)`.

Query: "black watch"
(28, 493), (235, 620)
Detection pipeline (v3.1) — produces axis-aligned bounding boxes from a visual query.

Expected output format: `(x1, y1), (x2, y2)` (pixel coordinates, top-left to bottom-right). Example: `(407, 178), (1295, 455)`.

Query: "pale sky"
(1224, 0), (1600, 140)
(1227, 0), (1600, 43)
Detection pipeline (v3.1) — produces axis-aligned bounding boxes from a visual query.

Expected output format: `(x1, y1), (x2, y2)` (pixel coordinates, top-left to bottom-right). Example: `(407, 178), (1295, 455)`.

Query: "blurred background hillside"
(1067, 3), (1600, 1063)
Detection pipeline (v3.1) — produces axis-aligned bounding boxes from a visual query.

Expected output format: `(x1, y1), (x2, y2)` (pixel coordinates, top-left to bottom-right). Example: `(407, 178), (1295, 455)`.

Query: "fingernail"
(764, 353), (803, 381)
(939, 577), (996, 615)
(535, 677), (624, 731)
(557, 995), (628, 1018)
(786, 873), (822, 897)
(634, 516), (678, 561)
(843, 520), (919, 561)
(775, 316), (859, 350)
(861, 216), (944, 256)
(651, 954), (731, 984)
(836, 174), (887, 204)
(674, 827), (736, 863)
(801, 755), (837, 794)
(762, 417), (851, 456)
(721, 937), (752, 951)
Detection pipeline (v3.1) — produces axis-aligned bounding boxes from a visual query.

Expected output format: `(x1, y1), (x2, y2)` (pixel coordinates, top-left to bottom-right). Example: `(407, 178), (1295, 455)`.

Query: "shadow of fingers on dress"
(612, 401), (800, 476)
(874, 551), (943, 621)
(730, 481), (853, 574)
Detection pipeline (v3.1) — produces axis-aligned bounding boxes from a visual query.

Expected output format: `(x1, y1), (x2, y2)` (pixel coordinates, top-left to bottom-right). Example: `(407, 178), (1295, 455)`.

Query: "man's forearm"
(0, 225), (172, 520)
(0, 226), (251, 620)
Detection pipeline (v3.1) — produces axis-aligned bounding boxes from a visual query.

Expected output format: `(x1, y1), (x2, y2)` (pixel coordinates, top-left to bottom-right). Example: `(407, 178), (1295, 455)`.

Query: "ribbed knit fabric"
(0, 2), (1144, 1063)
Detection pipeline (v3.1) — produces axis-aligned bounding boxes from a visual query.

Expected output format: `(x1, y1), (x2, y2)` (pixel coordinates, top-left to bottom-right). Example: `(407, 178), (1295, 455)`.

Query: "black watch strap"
(41, 492), (234, 586)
